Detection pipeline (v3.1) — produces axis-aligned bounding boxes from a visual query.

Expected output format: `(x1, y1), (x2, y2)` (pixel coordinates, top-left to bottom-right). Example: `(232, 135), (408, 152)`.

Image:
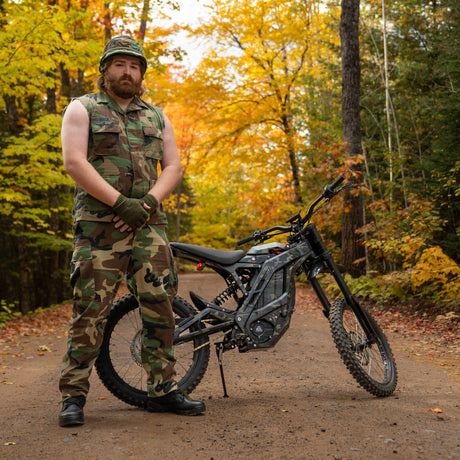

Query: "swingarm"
(174, 309), (234, 346)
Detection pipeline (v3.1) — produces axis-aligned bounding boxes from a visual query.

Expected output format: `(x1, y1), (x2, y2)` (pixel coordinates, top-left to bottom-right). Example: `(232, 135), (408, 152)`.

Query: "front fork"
(305, 224), (377, 342)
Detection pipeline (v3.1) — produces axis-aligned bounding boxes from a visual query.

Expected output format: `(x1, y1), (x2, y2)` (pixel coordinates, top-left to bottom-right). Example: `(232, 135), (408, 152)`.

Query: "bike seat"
(170, 242), (245, 265)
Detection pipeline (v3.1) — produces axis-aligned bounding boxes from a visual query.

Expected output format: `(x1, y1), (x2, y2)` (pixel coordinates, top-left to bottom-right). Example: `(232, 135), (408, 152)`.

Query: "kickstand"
(215, 342), (229, 398)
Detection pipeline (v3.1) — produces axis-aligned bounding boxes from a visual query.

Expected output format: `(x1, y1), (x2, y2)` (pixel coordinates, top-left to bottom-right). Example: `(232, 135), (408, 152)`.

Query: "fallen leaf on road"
(429, 408), (443, 413)
(38, 345), (51, 352)
(4, 442), (16, 445)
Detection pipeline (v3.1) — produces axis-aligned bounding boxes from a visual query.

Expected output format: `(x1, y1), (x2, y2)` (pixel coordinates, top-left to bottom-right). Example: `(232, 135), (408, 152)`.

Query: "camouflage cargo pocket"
(92, 125), (122, 159)
(70, 242), (95, 301)
(143, 126), (163, 160)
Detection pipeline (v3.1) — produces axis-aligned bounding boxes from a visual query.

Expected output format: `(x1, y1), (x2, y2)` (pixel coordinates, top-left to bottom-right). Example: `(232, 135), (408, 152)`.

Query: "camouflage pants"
(59, 220), (178, 399)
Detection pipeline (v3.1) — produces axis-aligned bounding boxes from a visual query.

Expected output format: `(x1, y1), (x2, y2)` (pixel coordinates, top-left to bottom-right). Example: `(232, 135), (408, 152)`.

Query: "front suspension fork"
(306, 224), (377, 342)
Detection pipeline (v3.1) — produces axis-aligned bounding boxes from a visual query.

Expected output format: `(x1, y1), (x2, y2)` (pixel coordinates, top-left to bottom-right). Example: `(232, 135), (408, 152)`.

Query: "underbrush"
(324, 271), (460, 318)
(0, 300), (69, 328)
(0, 300), (20, 328)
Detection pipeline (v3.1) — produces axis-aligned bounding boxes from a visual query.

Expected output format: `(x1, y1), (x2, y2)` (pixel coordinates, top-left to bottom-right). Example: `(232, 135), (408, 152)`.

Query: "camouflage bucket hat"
(99, 36), (147, 74)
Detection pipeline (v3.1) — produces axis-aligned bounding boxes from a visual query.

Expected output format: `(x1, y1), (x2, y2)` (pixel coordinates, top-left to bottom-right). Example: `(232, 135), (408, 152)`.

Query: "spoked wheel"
(95, 294), (210, 408)
(329, 297), (397, 397)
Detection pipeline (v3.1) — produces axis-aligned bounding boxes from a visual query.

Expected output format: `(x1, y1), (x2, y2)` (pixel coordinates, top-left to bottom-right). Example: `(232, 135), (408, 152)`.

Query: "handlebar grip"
(331, 174), (346, 190)
(237, 235), (254, 246)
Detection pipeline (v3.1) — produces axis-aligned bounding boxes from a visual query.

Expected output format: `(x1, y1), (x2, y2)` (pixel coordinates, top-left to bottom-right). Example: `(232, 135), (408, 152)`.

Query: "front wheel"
(329, 297), (397, 397)
(95, 294), (210, 408)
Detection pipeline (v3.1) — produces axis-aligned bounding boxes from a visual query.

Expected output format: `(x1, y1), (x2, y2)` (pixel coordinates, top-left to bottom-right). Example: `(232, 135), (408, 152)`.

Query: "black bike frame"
(172, 241), (312, 346)
(172, 225), (377, 348)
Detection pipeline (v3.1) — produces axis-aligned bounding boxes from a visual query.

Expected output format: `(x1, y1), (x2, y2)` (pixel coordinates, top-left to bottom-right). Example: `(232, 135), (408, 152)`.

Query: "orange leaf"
(429, 408), (443, 413)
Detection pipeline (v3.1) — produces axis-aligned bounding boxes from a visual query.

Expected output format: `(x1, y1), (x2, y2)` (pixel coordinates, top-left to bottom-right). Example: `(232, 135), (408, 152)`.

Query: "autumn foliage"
(0, 0), (459, 315)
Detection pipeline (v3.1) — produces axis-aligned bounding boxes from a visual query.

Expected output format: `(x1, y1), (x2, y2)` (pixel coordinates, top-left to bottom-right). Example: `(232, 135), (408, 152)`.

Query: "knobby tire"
(95, 294), (210, 408)
(329, 297), (397, 397)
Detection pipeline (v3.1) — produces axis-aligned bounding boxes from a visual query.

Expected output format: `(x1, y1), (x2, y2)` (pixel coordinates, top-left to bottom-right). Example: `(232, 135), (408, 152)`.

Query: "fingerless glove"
(143, 194), (158, 215)
(113, 195), (149, 229)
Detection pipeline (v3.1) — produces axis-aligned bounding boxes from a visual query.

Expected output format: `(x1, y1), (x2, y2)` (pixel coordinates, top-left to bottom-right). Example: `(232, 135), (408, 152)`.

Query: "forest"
(0, 0), (459, 315)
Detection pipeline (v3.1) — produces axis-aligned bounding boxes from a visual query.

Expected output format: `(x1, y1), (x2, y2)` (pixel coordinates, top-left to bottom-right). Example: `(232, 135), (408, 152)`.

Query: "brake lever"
(338, 183), (354, 192)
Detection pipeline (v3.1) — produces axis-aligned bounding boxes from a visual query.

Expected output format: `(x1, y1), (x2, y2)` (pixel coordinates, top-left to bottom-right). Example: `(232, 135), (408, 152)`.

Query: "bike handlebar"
(331, 174), (346, 190)
(237, 174), (347, 246)
(323, 174), (346, 199)
(237, 226), (291, 246)
(237, 234), (256, 245)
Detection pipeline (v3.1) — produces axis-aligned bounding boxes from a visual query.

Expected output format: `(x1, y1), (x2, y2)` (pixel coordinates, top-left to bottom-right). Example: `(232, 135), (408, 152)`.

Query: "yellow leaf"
(37, 345), (51, 352)
(429, 408), (443, 413)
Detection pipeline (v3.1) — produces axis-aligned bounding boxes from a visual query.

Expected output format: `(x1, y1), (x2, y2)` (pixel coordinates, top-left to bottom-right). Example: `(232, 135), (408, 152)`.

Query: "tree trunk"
(104, 3), (112, 40)
(139, 0), (150, 43)
(46, 74), (56, 114)
(46, 189), (60, 305)
(3, 95), (22, 136)
(76, 69), (85, 97)
(16, 235), (33, 314)
(340, 0), (365, 276)
(283, 113), (303, 205)
(45, 83), (60, 306)
(59, 63), (71, 100)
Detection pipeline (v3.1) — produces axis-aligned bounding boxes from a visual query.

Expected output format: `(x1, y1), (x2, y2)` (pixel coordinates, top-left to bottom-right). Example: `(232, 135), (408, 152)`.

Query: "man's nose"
(122, 65), (135, 75)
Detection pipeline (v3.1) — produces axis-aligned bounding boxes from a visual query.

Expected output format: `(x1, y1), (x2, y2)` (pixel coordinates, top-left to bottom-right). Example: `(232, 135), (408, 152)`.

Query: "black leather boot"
(59, 395), (86, 427)
(146, 390), (205, 416)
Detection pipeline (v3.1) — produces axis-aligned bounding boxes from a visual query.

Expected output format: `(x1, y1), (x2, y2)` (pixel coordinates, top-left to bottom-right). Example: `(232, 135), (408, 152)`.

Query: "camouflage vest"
(72, 91), (167, 224)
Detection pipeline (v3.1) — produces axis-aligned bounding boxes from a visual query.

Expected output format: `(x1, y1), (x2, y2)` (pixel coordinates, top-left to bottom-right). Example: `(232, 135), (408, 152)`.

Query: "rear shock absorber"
(213, 282), (239, 306)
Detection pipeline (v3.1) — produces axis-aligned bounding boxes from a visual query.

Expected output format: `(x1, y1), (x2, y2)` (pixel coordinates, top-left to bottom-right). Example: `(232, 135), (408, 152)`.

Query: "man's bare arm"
(146, 113), (182, 203)
(61, 100), (120, 207)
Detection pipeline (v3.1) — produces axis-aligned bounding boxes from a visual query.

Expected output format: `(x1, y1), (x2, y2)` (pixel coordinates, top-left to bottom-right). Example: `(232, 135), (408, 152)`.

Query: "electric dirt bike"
(95, 175), (397, 407)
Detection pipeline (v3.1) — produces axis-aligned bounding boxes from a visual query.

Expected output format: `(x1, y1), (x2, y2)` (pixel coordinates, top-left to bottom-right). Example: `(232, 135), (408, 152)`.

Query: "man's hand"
(142, 193), (158, 215)
(112, 195), (149, 231)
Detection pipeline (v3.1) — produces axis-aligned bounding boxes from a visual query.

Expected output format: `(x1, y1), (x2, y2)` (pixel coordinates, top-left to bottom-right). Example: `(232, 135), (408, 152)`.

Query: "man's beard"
(105, 73), (143, 99)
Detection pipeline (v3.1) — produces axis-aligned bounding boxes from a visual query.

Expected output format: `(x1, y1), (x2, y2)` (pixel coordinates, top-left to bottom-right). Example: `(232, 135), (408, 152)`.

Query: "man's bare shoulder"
(63, 99), (89, 124)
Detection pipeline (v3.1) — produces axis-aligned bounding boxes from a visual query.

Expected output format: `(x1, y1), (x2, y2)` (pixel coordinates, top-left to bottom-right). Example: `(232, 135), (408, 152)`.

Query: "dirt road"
(1, 274), (459, 459)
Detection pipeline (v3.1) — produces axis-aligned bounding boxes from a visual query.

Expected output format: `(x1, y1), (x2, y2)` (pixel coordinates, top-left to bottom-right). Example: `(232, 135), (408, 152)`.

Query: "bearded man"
(58, 36), (205, 427)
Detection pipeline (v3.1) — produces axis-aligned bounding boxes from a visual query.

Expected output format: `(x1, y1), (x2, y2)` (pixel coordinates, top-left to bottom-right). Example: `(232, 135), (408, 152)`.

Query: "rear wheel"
(329, 297), (397, 397)
(95, 294), (210, 408)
